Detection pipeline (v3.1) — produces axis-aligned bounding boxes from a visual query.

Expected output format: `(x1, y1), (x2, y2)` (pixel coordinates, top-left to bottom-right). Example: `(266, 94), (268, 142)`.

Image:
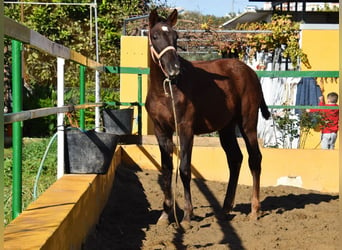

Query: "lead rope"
(163, 78), (181, 228)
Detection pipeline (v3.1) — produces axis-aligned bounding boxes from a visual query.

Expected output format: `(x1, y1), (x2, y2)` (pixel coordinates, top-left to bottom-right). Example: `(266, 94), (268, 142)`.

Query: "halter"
(149, 34), (177, 78)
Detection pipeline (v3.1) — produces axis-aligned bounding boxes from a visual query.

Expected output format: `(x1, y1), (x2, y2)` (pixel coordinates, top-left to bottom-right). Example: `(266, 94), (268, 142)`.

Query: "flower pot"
(102, 108), (134, 135)
(64, 129), (119, 174)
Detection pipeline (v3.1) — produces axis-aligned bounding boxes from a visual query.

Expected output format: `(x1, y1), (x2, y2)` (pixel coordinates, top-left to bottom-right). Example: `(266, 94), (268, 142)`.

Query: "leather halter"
(148, 34), (177, 78)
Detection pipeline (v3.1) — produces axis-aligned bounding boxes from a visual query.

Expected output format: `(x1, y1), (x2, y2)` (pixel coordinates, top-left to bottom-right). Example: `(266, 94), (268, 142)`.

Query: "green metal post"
(137, 74), (142, 136)
(79, 65), (86, 130)
(1, 3), (5, 236)
(11, 40), (23, 219)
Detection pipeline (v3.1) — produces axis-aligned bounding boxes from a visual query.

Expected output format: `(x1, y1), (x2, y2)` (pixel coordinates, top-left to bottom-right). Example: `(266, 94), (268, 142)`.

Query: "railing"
(256, 71), (339, 78)
(104, 66), (150, 135)
(255, 70), (339, 110)
(4, 17), (149, 219)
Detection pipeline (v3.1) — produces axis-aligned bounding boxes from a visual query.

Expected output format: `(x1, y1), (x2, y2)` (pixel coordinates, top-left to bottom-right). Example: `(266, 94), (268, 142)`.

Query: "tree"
(153, 11), (310, 69)
(5, 0), (151, 88)
(4, 0), (153, 135)
(234, 14), (310, 69)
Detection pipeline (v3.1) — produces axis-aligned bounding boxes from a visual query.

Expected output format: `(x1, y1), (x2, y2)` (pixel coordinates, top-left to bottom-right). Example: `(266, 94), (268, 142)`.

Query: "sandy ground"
(83, 164), (339, 250)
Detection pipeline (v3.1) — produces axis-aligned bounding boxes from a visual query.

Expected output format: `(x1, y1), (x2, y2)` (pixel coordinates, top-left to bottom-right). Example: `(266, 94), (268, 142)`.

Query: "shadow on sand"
(82, 165), (338, 249)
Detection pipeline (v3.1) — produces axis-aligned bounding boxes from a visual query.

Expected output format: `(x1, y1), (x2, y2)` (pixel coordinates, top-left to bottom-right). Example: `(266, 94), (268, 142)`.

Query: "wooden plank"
(30, 30), (70, 59)
(70, 50), (87, 66)
(69, 50), (103, 70)
(4, 106), (72, 124)
(4, 103), (102, 124)
(4, 16), (103, 69)
(4, 17), (30, 43)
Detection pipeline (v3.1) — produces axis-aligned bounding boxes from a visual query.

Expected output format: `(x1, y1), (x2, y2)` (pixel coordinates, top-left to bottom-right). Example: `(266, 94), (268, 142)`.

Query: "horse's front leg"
(178, 133), (194, 225)
(156, 132), (174, 224)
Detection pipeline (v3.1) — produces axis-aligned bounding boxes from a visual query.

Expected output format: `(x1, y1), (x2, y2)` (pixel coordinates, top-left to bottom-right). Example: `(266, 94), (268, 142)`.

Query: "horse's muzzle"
(167, 63), (180, 79)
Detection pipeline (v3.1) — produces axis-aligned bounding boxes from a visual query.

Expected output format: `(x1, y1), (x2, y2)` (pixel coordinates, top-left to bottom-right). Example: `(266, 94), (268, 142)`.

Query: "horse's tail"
(260, 95), (270, 120)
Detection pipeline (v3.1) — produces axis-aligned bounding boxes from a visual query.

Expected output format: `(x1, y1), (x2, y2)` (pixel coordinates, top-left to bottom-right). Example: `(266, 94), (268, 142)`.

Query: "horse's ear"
(167, 9), (178, 27)
(149, 8), (159, 28)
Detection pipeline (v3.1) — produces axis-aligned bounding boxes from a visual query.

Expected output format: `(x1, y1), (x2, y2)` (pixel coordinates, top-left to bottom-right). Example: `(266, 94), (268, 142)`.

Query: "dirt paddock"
(83, 164), (339, 250)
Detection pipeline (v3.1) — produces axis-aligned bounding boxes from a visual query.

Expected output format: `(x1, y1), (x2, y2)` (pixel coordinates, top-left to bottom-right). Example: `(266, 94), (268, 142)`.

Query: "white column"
(57, 57), (65, 179)
(94, 1), (101, 132)
(95, 70), (100, 131)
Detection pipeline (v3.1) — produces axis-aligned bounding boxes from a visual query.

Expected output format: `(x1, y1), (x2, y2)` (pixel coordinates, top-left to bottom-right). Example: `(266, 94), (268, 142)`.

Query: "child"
(308, 92), (339, 149)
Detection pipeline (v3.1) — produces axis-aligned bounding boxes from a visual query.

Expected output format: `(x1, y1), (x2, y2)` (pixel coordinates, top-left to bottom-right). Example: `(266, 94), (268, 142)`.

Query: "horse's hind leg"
(239, 123), (262, 219)
(219, 124), (243, 215)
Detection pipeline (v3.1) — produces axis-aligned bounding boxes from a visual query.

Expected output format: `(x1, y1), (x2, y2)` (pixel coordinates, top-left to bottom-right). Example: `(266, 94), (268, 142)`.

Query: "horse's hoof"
(249, 211), (260, 220)
(222, 203), (233, 214)
(157, 212), (169, 226)
(251, 210), (268, 220)
(216, 211), (229, 221)
(157, 218), (169, 227)
(180, 220), (191, 230)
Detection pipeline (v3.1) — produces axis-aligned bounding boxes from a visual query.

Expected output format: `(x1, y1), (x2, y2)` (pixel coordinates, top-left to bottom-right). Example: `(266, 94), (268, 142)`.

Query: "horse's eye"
(153, 34), (158, 40)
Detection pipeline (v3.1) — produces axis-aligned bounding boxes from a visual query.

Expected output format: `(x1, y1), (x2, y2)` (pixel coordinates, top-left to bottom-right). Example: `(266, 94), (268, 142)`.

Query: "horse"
(145, 9), (270, 227)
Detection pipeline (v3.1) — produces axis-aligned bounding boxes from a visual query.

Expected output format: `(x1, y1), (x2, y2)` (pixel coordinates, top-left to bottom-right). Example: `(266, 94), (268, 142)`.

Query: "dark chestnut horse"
(145, 9), (270, 226)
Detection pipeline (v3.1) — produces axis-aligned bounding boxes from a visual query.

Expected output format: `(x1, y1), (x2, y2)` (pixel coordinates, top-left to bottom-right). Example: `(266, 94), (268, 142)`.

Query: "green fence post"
(137, 73), (142, 136)
(11, 39), (23, 219)
(79, 65), (86, 130)
(1, 4), (5, 236)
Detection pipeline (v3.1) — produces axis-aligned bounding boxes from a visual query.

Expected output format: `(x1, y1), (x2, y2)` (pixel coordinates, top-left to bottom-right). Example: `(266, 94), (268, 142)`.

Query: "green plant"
(23, 84), (57, 137)
(5, 1), (149, 89)
(4, 1), (151, 137)
(234, 14), (311, 69)
(171, 13), (311, 69)
(298, 111), (326, 148)
(272, 109), (327, 149)
(4, 138), (57, 225)
(272, 109), (300, 148)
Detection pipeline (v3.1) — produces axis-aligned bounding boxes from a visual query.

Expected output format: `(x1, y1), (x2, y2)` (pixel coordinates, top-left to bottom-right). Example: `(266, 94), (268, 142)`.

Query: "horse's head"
(149, 9), (180, 79)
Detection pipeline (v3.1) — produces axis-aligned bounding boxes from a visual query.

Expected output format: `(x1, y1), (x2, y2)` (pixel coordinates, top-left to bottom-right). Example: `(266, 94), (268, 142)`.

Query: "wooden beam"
(4, 16), (103, 70)
(4, 17), (30, 44)
(4, 103), (103, 124)
(29, 29), (70, 59)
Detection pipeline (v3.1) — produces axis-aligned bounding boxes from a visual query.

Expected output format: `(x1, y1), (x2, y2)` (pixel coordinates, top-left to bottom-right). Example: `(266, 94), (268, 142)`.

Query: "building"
(221, 1), (338, 29)
(221, 0), (339, 149)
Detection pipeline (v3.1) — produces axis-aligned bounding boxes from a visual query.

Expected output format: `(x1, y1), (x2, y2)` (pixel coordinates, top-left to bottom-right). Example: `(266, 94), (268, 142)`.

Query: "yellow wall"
(301, 27), (339, 70)
(120, 36), (150, 134)
(4, 149), (121, 249)
(121, 139), (339, 193)
(300, 25), (339, 149)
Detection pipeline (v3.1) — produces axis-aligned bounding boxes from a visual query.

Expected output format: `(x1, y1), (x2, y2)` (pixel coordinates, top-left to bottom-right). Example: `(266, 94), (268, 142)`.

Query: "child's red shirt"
(310, 101), (339, 133)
